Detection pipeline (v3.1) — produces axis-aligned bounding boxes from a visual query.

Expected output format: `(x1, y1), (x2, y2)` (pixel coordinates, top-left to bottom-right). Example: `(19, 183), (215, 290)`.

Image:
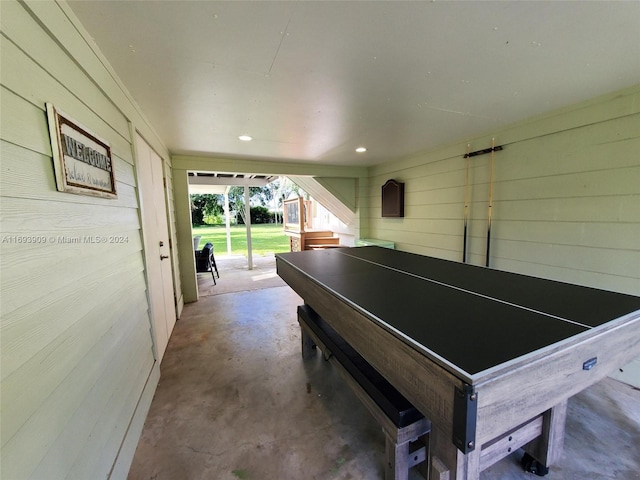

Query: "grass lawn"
(192, 223), (290, 257)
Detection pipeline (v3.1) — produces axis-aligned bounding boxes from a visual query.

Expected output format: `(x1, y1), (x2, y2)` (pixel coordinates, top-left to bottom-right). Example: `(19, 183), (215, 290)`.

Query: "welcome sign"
(46, 103), (117, 198)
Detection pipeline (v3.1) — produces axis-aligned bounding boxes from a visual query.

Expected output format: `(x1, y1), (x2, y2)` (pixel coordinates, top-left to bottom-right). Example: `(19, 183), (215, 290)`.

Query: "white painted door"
(136, 134), (176, 362)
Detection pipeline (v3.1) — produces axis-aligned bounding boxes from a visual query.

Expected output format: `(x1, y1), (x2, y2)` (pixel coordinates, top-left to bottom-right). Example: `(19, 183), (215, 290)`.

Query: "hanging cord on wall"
(462, 144), (471, 264)
(486, 137), (496, 267)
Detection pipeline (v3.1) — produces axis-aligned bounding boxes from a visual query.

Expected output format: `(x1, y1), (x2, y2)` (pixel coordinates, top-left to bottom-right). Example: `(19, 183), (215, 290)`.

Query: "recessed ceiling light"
(239, 135), (253, 141)
(355, 147), (367, 153)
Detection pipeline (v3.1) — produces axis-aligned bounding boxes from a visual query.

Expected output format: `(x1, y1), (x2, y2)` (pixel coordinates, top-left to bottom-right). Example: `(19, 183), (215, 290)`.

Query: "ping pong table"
(276, 246), (640, 480)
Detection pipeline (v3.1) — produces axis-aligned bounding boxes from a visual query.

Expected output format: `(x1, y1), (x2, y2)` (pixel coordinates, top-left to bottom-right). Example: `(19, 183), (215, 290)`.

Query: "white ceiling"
(68, 1), (640, 167)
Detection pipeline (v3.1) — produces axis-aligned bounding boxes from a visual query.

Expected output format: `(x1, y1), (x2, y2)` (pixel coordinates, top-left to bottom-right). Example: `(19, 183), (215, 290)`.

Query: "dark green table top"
(277, 247), (640, 379)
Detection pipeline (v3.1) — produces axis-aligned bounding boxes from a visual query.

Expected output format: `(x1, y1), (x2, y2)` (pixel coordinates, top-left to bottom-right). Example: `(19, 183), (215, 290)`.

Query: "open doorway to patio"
(186, 171), (358, 299)
(189, 173), (291, 297)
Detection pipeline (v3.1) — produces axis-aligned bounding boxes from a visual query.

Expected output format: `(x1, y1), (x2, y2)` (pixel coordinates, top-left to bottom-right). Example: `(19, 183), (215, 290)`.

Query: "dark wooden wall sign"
(381, 179), (404, 217)
(46, 103), (117, 198)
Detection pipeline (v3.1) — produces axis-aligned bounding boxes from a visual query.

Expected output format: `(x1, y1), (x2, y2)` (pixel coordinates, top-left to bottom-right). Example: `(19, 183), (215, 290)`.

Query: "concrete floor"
(127, 255), (640, 480)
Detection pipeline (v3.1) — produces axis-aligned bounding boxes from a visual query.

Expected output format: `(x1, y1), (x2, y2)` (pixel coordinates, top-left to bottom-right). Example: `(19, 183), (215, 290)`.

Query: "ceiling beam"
(173, 155), (367, 178)
(188, 175), (274, 187)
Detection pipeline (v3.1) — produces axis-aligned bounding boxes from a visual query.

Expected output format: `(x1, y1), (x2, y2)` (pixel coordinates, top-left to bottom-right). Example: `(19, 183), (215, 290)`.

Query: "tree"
(190, 194), (223, 226)
(227, 186), (280, 224)
(265, 177), (305, 224)
(190, 179), (305, 226)
(251, 206), (273, 223)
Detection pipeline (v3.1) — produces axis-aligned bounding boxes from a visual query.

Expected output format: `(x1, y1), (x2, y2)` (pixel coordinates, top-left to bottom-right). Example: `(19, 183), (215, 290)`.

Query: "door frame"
(133, 129), (177, 362)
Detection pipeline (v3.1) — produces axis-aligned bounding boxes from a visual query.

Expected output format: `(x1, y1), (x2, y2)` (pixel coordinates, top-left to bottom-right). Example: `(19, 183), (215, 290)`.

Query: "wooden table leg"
(299, 323), (316, 359)
(523, 400), (568, 470)
(429, 424), (481, 480)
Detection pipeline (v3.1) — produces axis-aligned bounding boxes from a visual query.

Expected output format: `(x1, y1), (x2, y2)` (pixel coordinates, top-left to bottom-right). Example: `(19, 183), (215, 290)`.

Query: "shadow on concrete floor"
(197, 253), (286, 297)
(131, 254), (640, 480)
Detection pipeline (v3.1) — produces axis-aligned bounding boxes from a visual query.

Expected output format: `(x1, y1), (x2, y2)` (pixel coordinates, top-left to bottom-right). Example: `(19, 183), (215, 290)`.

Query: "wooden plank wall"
(0, 1), (175, 478)
(365, 86), (640, 386)
(366, 86), (639, 295)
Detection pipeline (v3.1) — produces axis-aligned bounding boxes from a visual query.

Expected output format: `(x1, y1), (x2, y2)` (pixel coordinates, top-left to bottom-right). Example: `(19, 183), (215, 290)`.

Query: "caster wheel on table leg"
(521, 452), (550, 476)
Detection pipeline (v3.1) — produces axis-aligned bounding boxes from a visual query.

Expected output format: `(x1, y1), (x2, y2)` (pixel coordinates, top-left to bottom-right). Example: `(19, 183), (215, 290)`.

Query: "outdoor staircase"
(304, 231), (343, 250)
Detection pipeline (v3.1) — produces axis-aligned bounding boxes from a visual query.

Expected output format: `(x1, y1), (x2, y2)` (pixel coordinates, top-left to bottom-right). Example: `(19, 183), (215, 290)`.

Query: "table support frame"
(276, 254), (640, 480)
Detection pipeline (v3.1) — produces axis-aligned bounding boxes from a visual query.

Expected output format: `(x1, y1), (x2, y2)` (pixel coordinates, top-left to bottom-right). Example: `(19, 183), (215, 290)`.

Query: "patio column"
(224, 187), (232, 255)
(244, 185), (253, 270)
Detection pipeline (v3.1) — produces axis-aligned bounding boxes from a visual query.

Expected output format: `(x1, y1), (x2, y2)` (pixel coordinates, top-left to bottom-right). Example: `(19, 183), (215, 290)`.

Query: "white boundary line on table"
(337, 250), (593, 330)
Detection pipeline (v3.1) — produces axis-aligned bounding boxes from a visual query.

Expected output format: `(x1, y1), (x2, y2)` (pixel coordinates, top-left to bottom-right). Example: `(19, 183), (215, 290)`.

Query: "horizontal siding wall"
(365, 86), (640, 386)
(366, 86), (640, 296)
(165, 163), (184, 317)
(0, 1), (171, 478)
